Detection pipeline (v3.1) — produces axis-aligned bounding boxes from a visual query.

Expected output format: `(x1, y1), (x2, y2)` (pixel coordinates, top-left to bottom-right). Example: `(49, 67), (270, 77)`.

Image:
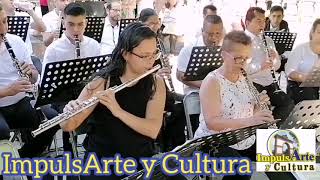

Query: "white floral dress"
(194, 70), (256, 150)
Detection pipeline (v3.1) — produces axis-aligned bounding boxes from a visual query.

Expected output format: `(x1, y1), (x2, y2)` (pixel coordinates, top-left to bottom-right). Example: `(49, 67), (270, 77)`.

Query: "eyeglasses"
(131, 49), (161, 61)
(111, 9), (121, 12)
(224, 51), (252, 64)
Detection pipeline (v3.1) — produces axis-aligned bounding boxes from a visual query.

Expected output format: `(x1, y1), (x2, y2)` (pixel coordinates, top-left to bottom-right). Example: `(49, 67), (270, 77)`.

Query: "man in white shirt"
(0, 0), (46, 55)
(177, 15), (224, 94)
(100, 1), (121, 55)
(42, 2), (100, 153)
(0, 5), (56, 158)
(42, 0), (71, 46)
(244, 7), (294, 122)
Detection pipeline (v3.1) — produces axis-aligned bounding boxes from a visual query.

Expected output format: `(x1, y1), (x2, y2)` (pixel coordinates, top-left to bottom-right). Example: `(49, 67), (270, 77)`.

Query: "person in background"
(285, 19), (320, 104)
(264, 5), (289, 32)
(42, 0), (71, 47)
(100, 0), (121, 55)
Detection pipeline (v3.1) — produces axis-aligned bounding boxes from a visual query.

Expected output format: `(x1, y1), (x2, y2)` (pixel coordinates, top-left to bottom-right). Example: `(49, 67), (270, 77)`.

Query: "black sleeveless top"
(84, 75), (155, 159)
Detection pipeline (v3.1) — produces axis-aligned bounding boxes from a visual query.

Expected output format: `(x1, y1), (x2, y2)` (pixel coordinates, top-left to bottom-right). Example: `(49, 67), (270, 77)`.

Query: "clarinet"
(1, 34), (36, 99)
(261, 32), (282, 94)
(74, 35), (81, 59)
(157, 38), (175, 92)
(241, 69), (278, 128)
(31, 64), (161, 137)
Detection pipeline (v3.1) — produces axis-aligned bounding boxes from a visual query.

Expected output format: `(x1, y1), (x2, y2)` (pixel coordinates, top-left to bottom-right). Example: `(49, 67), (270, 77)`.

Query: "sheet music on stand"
(123, 121), (273, 180)
(184, 46), (223, 81)
(119, 18), (136, 36)
(264, 31), (297, 55)
(7, 16), (30, 42)
(299, 62), (320, 88)
(59, 17), (105, 42)
(35, 55), (111, 107)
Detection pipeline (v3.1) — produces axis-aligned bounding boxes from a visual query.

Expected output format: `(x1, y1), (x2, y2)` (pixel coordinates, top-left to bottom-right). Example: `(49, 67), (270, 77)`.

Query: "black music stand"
(7, 16), (30, 42)
(264, 31), (297, 55)
(35, 55), (111, 108)
(59, 17), (105, 43)
(184, 46), (223, 81)
(124, 122), (273, 180)
(299, 62), (320, 88)
(119, 18), (136, 36)
(280, 100), (320, 129)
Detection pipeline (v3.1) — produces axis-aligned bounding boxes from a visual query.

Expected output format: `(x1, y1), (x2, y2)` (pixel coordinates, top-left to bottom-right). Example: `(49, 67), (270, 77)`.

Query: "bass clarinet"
(1, 34), (37, 99)
(31, 64), (161, 137)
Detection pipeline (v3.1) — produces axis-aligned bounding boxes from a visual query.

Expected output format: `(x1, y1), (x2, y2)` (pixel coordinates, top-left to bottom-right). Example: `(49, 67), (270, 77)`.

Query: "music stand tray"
(59, 17), (105, 43)
(280, 100), (320, 129)
(35, 55), (111, 107)
(184, 46), (223, 81)
(119, 18), (137, 36)
(124, 122), (273, 180)
(7, 16), (30, 42)
(264, 31), (297, 55)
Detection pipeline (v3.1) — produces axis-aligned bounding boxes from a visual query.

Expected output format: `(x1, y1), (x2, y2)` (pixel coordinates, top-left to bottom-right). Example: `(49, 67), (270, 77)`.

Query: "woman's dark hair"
(310, 18), (320, 40)
(139, 8), (157, 23)
(88, 22), (158, 98)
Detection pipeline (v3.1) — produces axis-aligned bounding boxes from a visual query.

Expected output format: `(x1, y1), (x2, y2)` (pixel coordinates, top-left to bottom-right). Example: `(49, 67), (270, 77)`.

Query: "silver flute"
(31, 64), (161, 137)
(241, 68), (278, 128)
(1, 34), (37, 99)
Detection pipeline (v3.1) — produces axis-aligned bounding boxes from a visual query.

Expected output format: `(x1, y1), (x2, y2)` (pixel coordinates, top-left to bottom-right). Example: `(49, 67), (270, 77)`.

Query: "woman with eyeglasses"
(194, 31), (278, 180)
(60, 22), (166, 179)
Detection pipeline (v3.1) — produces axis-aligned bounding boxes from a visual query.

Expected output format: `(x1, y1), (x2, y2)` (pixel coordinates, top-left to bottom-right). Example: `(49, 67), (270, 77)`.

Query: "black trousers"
(287, 80), (319, 105)
(0, 97), (59, 158)
(253, 83), (295, 126)
(215, 143), (296, 180)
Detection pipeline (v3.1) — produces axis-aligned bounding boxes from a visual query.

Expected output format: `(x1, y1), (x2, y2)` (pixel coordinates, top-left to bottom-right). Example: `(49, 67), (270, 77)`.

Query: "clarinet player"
(243, 7), (294, 124)
(194, 30), (296, 180)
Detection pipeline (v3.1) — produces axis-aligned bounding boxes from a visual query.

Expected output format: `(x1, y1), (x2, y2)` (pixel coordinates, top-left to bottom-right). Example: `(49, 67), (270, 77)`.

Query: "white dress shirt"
(42, 34), (101, 76)
(42, 9), (60, 33)
(100, 17), (119, 55)
(0, 33), (33, 107)
(244, 30), (281, 86)
(285, 42), (319, 79)
(177, 36), (205, 94)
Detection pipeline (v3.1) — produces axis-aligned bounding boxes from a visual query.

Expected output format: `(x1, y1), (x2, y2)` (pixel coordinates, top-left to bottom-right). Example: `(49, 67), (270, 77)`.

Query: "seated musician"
(285, 19), (320, 104)
(0, 0), (46, 55)
(139, 8), (186, 150)
(0, 5), (55, 158)
(100, 0), (121, 55)
(42, 2), (101, 154)
(264, 5), (289, 32)
(244, 7), (294, 123)
(194, 30), (296, 180)
(42, 0), (71, 46)
(60, 22), (166, 179)
(176, 15), (224, 132)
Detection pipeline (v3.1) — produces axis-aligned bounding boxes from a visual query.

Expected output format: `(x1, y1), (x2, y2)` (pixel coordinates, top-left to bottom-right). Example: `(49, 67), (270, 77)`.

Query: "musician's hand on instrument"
(157, 67), (171, 79)
(251, 109), (274, 125)
(7, 79), (32, 96)
(258, 90), (271, 106)
(96, 90), (123, 117)
(64, 100), (82, 112)
(261, 59), (273, 70)
(268, 49), (278, 62)
(15, 2), (35, 13)
(20, 62), (34, 76)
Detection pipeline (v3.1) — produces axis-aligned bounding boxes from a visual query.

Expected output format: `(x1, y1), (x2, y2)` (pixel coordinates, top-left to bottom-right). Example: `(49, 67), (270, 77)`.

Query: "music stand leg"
(69, 131), (78, 158)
